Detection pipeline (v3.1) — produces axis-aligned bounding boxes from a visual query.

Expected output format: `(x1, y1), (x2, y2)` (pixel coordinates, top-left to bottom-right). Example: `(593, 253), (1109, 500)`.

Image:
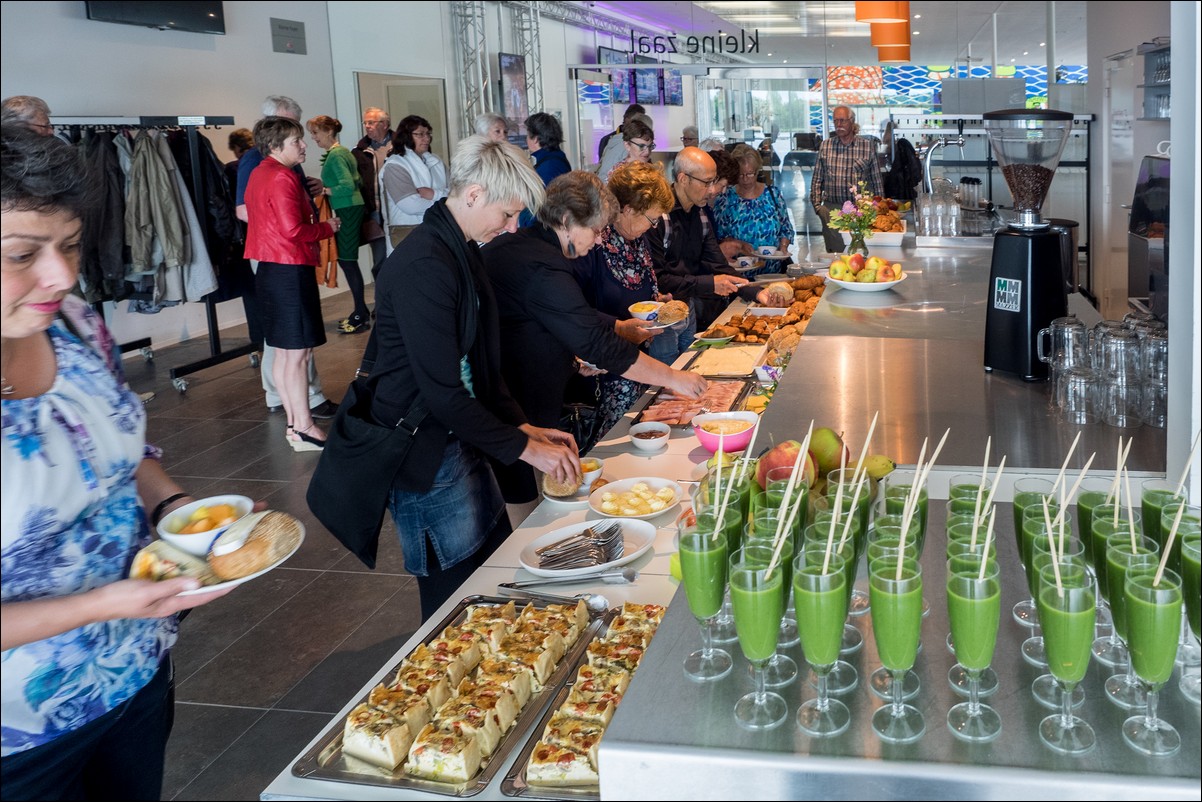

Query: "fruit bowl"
(825, 272), (907, 293)
(158, 495), (254, 556)
(692, 411), (759, 453)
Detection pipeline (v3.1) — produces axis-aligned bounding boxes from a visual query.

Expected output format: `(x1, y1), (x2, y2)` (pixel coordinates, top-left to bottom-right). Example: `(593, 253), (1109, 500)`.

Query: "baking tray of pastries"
(500, 602), (666, 799)
(291, 595), (610, 797)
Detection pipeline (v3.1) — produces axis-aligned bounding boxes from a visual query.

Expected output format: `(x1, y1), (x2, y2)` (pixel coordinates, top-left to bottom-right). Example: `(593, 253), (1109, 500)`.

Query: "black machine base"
(983, 228), (1068, 381)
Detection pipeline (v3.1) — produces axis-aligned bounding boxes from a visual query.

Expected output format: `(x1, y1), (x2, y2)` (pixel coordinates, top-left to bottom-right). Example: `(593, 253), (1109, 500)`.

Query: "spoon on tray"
(494, 586), (612, 614)
(498, 567), (638, 591)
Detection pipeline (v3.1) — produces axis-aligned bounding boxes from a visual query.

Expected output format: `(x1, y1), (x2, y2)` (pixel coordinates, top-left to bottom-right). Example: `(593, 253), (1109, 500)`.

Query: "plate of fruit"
(825, 254), (906, 292)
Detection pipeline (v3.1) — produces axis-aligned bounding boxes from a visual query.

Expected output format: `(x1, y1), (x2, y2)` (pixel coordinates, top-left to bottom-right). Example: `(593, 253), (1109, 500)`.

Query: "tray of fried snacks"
(292, 596), (609, 797)
(501, 602), (666, 799)
(633, 378), (751, 426)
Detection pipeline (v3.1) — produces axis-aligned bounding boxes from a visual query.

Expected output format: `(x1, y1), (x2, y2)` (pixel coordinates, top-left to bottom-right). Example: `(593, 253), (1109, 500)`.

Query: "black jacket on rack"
(79, 131), (129, 303)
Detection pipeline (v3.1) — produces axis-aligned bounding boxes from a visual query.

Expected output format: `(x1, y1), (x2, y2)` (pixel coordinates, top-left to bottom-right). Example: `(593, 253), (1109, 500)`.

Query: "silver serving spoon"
(493, 586), (611, 614)
(499, 567), (638, 591)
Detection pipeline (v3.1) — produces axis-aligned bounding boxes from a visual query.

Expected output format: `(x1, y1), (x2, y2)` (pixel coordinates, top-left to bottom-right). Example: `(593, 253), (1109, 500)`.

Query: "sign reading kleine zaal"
(628, 29), (761, 57)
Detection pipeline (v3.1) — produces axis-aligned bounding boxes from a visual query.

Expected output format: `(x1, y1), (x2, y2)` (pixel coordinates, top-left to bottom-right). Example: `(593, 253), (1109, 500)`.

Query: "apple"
(808, 427), (851, 478)
(877, 264), (897, 282)
(755, 440), (818, 490)
(865, 256), (889, 273)
(857, 267), (878, 282)
(847, 253), (866, 274)
(829, 260), (850, 281)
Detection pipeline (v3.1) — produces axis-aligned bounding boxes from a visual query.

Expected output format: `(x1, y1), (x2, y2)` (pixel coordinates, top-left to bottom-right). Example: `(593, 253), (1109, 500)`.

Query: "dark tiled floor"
(122, 287), (422, 800)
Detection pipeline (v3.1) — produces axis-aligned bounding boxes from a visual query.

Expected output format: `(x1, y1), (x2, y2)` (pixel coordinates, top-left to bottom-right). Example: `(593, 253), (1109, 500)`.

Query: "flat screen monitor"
(634, 54), (661, 106)
(664, 69), (683, 106)
(85, 1), (226, 34)
(597, 46), (633, 105)
(498, 52), (529, 139)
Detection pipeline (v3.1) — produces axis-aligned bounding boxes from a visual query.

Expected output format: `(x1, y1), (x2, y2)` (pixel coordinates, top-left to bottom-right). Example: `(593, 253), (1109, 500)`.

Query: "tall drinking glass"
(694, 469), (750, 645)
(866, 538), (922, 703)
(1180, 530), (1201, 704)
(869, 556), (925, 743)
(1140, 478), (1183, 556)
(793, 546), (851, 737)
(882, 469), (929, 555)
(1091, 504), (1142, 666)
(1105, 532), (1160, 710)
(677, 525), (733, 681)
(802, 520), (860, 696)
(828, 468), (874, 616)
(1123, 562), (1182, 756)
(1160, 501), (1201, 667)
(729, 546), (788, 730)
(811, 509), (865, 659)
(1036, 556), (1096, 755)
(1012, 477), (1056, 625)
(946, 556), (1002, 742)
(741, 537), (798, 687)
(1076, 476), (1117, 640)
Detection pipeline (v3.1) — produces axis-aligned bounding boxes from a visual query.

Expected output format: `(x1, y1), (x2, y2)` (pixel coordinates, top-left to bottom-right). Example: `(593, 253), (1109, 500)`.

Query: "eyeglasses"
(739, 171), (758, 178)
(681, 136), (698, 143)
(681, 172), (719, 188)
(630, 140), (654, 151)
(363, 119), (386, 127)
(643, 212), (662, 229)
(31, 122), (53, 133)
(832, 117), (853, 124)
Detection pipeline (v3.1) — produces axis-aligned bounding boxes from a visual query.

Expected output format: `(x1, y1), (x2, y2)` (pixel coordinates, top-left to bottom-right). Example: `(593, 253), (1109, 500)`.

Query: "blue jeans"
(647, 300), (696, 366)
(388, 440), (511, 619)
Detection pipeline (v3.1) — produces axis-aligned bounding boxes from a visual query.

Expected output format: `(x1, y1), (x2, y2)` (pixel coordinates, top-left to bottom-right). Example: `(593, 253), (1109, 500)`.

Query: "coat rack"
(50, 115), (258, 394)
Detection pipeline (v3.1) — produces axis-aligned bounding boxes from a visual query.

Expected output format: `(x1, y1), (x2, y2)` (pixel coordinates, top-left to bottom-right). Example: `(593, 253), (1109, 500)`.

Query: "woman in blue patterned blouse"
(710, 143), (794, 278)
(0, 118), (230, 799)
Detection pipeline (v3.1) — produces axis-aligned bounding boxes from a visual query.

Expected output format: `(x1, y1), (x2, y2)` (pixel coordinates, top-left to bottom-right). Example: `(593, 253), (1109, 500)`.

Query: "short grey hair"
(261, 95), (302, 120)
(363, 106), (390, 125)
(537, 170), (617, 231)
(1, 95), (51, 122)
(474, 113), (507, 137)
(449, 135), (545, 212)
(682, 125), (698, 140)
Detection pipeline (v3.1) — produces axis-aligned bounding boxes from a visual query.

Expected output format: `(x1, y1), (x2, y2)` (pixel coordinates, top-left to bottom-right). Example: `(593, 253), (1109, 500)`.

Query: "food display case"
(1127, 155), (1169, 322)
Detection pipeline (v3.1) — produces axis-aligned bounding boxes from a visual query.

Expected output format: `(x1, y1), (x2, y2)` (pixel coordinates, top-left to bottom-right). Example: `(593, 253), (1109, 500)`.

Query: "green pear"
(809, 427), (850, 478)
(857, 267), (878, 283)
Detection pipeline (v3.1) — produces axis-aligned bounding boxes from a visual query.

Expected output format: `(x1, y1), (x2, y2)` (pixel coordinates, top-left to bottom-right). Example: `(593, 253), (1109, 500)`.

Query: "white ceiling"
(592, 1), (1088, 69)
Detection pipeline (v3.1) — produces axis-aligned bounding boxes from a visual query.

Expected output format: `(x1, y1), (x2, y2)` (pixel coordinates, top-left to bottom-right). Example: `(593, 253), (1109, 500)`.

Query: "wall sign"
(271, 18), (306, 55)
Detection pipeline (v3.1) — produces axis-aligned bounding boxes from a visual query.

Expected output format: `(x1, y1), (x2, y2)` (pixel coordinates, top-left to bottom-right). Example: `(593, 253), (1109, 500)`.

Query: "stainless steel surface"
(599, 503), (1200, 801)
(771, 245), (1166, 473)
(291, 596), (609, 797)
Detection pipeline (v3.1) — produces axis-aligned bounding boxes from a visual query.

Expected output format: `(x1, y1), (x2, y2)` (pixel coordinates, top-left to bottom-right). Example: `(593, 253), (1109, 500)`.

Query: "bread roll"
(541, 471), (583, 498)
(655, 300), (688, 325)
(208, 510), (302, 580)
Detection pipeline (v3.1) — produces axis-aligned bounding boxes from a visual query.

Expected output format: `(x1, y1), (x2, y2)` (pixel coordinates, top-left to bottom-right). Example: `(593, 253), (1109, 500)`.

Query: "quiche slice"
(406, 642), (468, 687)
(525, 741), (599, 787)
(495, 632), (562, 688)
(540, 712), (605, 770)
(475, 658), (534, 709)
(464, 600), (518, 626)
(405, 722), (482, 784)
(569, 664), (631, 702)
(432, 696), (503, 757)
(394, 663), (452, 710)
(367, 684), (432, 737)
(555, 696), (615, 727)
(342, 703), (412, 770)
(586, 634), (645, 672)
(429, 626), (483, 672)
(454, 677), (520, 731)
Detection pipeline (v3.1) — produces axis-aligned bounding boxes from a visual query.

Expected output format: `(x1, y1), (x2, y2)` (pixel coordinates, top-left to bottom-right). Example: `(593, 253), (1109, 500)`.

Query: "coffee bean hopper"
(982, 108), (1074, 381)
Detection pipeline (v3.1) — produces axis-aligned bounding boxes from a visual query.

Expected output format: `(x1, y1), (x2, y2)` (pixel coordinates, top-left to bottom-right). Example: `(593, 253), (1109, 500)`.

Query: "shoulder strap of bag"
(354, 327), (430, 433)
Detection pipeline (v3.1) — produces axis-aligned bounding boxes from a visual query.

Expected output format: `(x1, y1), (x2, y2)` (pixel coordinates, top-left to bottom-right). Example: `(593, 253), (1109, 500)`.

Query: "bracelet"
(151, 492), (192, 527)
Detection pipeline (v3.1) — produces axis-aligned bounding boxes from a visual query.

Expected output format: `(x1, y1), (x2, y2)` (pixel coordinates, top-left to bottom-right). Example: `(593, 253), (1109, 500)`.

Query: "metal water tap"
(923, 120), (966, 195)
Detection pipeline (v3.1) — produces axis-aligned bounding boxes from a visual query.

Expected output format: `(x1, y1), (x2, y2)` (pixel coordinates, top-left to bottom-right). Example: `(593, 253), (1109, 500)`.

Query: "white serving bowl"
(157, 495), (254, 556)
(580, 456), (605, 488)
(628, 301), (664, 321)
(628, 421), (671, 452)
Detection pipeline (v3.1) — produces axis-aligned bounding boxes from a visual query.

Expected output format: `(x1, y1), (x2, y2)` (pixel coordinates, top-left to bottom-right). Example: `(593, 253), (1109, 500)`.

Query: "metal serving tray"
(631, 377), (754, 426)
(291, 595), (610, 797)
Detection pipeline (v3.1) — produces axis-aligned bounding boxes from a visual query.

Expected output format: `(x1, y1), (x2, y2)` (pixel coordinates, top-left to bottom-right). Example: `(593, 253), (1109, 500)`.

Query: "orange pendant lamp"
(877, 44), (911, 63)
(855, 1), (908, 24)
(870, 20), (910, 47)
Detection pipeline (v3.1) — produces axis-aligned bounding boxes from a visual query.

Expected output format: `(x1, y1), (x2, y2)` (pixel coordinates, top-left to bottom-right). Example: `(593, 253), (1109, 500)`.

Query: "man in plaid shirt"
(810, 105), (884, 253)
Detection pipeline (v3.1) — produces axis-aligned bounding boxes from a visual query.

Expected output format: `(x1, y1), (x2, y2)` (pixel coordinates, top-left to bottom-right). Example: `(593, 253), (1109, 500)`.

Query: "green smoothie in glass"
(1183, 531), (1201, 639)
(730, 561), (785, 662)
(1090, 505), (1139, 602)
(1037, 561), (1095, 685)
(1074, 479), (1112, 565)
(680, 530), (729, 619)
(1140, 479), (1182, 557)
(793, 560), (847, 667)
(1159, 501), (1200, 575)
(1105, 533), (1159, 641)
(1124, 566), (1183, 686)
(947, 563), (1000, 672)
(868, 557), (923, 671)
(1012, 478), (1055, 564)
(883, 484), (928, 554)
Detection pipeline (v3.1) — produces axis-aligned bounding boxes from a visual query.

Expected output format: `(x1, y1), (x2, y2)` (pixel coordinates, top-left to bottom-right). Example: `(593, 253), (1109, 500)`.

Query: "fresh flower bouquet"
(828, 181), (877, 254)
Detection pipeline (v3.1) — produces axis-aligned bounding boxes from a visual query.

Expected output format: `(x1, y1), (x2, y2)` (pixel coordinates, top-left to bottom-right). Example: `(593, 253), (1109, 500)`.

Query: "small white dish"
(756, 248), (789, 260)
(158, 495), (253, 556)
(628, 421), (670, 451)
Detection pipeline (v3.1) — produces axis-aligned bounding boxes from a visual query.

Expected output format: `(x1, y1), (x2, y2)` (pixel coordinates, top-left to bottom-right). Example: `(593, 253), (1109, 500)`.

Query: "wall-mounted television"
(633, 54), (661, 106)
(597, 46), (632, 105)
(498, 52), (529, 141)
(85, 1), (226, 34)
(664, 68), (684, 106)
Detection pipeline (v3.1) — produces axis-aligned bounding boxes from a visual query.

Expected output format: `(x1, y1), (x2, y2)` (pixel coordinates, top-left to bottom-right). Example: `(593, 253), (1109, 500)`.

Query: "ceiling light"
(1040, 42), (1046, 47)
(870, 20), (910, 47)
(855, 1), (909, 24)
(877, 44), (911, 63)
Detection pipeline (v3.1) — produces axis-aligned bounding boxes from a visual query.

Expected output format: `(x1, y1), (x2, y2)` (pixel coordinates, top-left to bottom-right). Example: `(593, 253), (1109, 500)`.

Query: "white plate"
(755, 249), (790, 260)
(824, 272), (907, 292)
(541, 485), (593, 506)
(588, 477), (684, 520)
(518, 518), (657, 577)
(177, 521), (305, 596)
(693, 335), (734, 345)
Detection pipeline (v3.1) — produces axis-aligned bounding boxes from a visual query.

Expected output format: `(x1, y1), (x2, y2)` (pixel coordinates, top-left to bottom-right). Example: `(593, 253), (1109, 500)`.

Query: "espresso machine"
(982, 109), (1074, 381)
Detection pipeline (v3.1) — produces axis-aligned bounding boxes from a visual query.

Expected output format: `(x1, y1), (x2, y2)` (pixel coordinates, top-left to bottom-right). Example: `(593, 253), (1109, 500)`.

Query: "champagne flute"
(812, 509), (865, 658)
(945, 531), (1000, 699)
(1017, 501), (1063, 670)
(1012, 477), (1055, 626)
(803, 519), (860, 696)
(742, 537), (798, 688)
(1122, 561), (1182, 756)
(1104, 531), (1160, 710)
(729, 546), (788, 730)
(866, 535), (922, 702)
(828, 468), (874, 616)
(1027, 534), (1085, 710)
(677, 524), (733, 682)
(882, 469), (930, 556)
(1091, 504), (1142, 666)
(946, 556), (1002, 742)
(1179, 530), (1201, 704)
(1036, 555), (1096, 755)
(793, 545), (851, 737)
(693, 472), (749, 645)
(869, 555), (925, 743)
(1075, 475), (1115, 635)
(1160, 501), (1201, 668)
(1023, 529), (1081, 669)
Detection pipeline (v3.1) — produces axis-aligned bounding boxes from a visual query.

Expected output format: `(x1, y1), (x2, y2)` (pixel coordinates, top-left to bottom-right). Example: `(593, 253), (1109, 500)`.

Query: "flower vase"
(846, 231), (869, 257)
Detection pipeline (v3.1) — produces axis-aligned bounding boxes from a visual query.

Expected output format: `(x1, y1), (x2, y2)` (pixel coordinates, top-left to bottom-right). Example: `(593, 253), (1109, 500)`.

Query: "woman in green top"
(308, 115), (370, 333)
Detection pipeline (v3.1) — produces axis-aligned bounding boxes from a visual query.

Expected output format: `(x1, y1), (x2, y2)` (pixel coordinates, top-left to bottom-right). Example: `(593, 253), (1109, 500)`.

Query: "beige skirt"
(389, 224), (418, 248)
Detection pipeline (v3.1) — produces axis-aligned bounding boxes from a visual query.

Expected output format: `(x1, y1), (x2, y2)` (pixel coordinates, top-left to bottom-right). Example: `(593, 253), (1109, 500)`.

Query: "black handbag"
(305, 370), (428, 569)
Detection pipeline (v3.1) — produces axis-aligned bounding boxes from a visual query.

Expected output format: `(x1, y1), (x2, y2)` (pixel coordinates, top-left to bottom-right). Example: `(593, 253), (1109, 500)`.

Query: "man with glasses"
(647, 147), (752, 365)
(810, 105), (884, 253)
(680, 125), (699, 147)
(1, 95), (53, 135)
(354, 107), (394, 272)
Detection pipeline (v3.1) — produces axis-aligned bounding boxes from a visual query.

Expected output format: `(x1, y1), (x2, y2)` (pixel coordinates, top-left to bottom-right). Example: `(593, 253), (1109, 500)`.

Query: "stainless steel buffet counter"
(263, 242), (1184, 800)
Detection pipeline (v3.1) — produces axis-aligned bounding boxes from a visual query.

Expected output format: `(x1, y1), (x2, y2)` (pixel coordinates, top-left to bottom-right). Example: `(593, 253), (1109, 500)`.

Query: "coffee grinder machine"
(982, 109), (1073, 381)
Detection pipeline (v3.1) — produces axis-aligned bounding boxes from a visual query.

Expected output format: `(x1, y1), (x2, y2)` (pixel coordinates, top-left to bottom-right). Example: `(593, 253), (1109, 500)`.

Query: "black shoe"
(267, 404), (283, 413)
(310, 399), (340, 419)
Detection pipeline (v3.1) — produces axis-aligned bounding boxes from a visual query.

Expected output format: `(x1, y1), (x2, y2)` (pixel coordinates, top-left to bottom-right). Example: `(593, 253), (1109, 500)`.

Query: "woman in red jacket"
(244, 116), (340, 451)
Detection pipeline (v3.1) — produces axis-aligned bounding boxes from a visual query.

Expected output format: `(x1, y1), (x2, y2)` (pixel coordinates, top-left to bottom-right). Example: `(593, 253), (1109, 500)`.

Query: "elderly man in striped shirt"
(810, 105), (884, 253)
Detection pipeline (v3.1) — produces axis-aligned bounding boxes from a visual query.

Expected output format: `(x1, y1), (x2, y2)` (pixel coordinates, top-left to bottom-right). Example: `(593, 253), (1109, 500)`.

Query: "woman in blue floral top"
(710, 143), (793, 278)
(573, 162), (681, 449)
(0, 120), (230, 799)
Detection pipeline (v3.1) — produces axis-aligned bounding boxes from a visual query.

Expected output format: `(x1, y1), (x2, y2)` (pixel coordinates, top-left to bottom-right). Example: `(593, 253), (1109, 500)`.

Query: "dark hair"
(306, 115), (343, 136)
(1, 115), (89, 216)
(524, 112), (563, 150)
(537, 170), (616, 231)
(227, 127), (254, 156)
(621, 118), (653, 144)
(253, 116), (305, 157)
(392, 115), (432, 156)
(708, 148), (738, 186)
(623, 104), (646, 122)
